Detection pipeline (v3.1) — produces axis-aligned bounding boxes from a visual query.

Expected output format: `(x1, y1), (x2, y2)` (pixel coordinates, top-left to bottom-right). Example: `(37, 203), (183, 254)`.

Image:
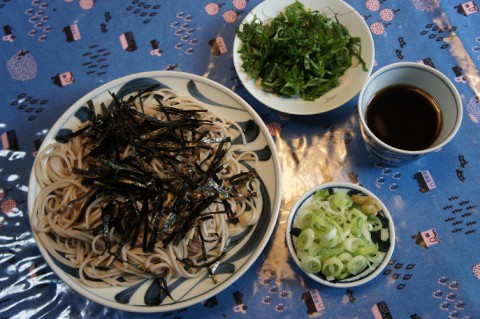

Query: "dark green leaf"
(236, 1), (367, 101)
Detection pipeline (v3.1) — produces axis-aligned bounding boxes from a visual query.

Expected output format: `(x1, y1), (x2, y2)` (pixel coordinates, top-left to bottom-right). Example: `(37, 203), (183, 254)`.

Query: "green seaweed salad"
(236, 1), (367, 101)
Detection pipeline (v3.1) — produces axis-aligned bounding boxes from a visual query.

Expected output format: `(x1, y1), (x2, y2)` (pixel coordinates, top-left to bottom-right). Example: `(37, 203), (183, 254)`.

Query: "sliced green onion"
(300, 255), (322, 273)
(292, 188), (386, 280)
(366, 251), (384, 264)
(367, 214), (383, 231)
(350, 217), (364, 237)
(329, 190), (352, 212)
(347, 255), (368, 275)
(321, 243), (345, 262)
(338, 252), (353, 264)
(296, 249), (310, 261)
(308, 243), (323, 258)
(311, 215), (337, 240)
(313, 189), (330, 201)
(322, 256), (343, 279)
(297, 227), (315, 250)
(319, 231), (342, 249)
(344, 237), (365, 253)
(296, 208), (314, 228)
(357, 243), (379, 256)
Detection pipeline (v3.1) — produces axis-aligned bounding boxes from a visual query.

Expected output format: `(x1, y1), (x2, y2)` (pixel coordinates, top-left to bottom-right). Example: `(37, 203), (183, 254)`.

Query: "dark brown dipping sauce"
(365, 84), (443, 151)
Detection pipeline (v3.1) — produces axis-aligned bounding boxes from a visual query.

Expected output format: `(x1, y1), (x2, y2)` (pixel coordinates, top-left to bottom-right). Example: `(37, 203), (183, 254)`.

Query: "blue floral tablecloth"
(1, 1), (480, 318)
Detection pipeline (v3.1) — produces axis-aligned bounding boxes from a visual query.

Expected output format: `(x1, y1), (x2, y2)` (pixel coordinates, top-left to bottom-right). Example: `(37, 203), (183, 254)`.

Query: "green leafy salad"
(236, 1), (367, 101)
(293, 188), (384, 281)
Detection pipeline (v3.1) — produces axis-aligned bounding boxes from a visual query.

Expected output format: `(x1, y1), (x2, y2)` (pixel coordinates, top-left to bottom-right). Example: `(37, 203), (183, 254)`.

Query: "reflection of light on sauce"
(433, 14), (480, 99)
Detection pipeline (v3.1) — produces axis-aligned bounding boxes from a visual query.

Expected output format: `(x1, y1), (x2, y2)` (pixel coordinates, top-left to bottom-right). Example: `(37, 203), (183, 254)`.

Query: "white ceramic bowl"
(286, 182), (395, 288)
(358, 62), (463, 165)
(233, 0), (375, 115)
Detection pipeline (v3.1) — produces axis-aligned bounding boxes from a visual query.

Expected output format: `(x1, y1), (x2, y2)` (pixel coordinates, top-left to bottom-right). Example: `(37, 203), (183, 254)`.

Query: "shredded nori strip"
(59, 86), (258, 283)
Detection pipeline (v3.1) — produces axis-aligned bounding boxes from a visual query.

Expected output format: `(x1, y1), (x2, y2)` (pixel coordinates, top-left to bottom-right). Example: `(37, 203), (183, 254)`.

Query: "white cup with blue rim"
(358, 62), (463, 166)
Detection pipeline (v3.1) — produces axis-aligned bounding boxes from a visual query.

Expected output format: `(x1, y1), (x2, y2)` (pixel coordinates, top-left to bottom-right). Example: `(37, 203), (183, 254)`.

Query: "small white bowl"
(286, 182), (395, 288)
(357, 62), (463, 165)
(233, 0), (374, 115)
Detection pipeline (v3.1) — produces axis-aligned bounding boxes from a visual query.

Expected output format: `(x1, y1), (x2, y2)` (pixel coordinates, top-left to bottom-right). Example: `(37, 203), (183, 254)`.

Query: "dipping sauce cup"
(358, 62), (463, 166)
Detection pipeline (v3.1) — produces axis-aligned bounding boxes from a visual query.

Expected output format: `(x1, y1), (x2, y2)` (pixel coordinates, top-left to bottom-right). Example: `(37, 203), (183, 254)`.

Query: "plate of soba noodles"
(28, 71), (282, 312)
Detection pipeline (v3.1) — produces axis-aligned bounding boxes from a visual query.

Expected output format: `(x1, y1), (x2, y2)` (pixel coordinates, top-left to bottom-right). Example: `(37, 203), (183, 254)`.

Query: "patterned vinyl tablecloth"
(1, 0), (480, 318)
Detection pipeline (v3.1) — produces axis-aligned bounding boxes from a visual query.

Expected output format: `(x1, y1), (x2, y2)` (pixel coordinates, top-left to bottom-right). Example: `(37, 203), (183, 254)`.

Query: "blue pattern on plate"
(37, 73), (277, 308)
(187, 80), (244, 111)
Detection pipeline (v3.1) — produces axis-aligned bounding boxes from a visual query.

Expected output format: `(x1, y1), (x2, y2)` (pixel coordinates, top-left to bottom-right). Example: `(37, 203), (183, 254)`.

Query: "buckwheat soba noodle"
(30, 87), (261, 289)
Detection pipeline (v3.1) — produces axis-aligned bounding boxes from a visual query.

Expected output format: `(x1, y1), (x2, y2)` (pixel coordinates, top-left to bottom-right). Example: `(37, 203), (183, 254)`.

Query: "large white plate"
(233, 0), (375, 115)
(27, 71), (282, 312)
